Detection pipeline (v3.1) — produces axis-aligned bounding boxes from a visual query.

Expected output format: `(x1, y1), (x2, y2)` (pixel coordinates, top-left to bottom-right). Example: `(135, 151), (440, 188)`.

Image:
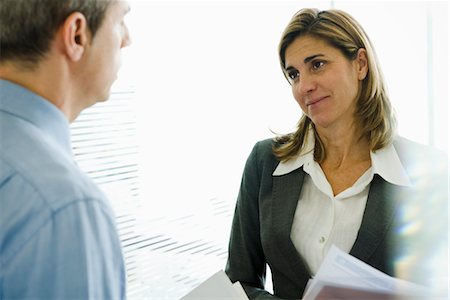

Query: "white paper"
(302, 245), (428, 300)
(232, 281), (249, 300)
(180, 270), (249, 299)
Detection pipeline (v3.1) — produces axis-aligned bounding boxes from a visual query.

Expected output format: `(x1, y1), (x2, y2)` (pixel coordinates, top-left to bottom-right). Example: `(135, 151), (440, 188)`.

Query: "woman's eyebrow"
(285, 53), (325, 70)
(303, 54), (324, 63)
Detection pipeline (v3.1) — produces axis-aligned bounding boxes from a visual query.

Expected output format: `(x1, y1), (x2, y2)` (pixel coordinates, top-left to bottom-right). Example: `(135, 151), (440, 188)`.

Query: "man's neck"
(0, 60), (79, 122)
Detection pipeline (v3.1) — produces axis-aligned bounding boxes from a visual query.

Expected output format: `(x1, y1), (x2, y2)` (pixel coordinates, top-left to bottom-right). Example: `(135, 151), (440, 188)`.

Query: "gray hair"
(0, 0), (113, 67)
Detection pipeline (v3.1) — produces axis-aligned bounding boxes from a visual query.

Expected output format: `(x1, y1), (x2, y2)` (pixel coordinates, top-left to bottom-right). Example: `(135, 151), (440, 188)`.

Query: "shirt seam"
(2, 194), (114, 268)
(1, 160), (114, 266)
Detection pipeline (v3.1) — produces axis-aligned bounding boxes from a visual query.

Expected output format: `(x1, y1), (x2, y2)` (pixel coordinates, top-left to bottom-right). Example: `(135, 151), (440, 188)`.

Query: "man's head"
(1, 0), (113, 68)
(0, 0), (131, 121)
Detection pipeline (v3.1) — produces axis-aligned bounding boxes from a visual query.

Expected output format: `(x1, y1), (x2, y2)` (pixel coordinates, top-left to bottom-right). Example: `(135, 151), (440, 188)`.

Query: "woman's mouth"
(306, 96), (328, 107)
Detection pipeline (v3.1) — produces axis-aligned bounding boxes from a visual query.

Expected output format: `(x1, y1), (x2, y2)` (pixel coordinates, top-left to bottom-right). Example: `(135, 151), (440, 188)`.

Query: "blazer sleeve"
(225, 141), (283, 300)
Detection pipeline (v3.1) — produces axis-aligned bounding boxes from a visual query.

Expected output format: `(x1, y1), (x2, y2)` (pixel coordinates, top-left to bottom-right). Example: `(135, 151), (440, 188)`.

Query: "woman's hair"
(274, 8), (396, 162)
(0, 0), (113, 68)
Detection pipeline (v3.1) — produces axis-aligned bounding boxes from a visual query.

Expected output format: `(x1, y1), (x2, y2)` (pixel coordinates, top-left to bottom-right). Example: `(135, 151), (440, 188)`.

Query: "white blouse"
(273, 132), (412, 275)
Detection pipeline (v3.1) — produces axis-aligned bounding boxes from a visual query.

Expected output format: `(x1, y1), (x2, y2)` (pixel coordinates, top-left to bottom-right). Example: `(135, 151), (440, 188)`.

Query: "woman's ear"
(61, 12), (89, 61)
(356, 48), (369, 81)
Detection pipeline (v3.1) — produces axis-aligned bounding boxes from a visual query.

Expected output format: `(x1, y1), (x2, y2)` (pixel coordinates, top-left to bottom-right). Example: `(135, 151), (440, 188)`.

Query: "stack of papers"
(181, 246), (429, 300)
(302, 245), (429, 299)
(180, 270), (249, 300)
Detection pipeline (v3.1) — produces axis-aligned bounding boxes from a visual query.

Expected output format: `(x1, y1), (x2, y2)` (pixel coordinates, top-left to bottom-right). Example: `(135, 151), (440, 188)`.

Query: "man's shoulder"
(0, 156), (115, 261)
(1, 133), (105, 213)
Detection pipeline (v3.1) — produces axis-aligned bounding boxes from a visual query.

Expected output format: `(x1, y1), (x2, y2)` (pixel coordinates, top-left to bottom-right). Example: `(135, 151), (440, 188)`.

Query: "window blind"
(71, 86), (232, 299)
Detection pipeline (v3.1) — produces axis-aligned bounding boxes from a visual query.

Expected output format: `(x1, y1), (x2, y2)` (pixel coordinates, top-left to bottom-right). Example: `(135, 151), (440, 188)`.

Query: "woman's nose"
(296, 73), (316, 95)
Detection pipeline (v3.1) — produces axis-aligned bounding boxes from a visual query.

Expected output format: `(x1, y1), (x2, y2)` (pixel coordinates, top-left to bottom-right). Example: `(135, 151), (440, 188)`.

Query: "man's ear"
(61, 12), (89, 61)
(356, 48), (369, 81)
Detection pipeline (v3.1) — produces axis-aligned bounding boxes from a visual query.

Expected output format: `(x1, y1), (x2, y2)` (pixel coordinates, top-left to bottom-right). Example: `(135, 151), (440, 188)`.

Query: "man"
(0, 0), (131, 298)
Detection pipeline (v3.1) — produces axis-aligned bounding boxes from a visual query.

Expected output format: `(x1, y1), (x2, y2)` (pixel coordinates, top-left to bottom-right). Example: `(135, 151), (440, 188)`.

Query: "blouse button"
(319, 236), (326, 243)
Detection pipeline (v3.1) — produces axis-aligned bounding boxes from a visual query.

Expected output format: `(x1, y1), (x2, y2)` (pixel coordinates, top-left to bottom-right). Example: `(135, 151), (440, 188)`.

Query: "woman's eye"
(287, 70), (299, 80)
(312, 61), (324, 70)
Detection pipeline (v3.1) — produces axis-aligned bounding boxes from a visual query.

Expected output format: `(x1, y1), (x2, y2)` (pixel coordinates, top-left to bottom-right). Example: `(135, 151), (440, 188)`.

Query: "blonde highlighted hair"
(274, 8), (396, 162)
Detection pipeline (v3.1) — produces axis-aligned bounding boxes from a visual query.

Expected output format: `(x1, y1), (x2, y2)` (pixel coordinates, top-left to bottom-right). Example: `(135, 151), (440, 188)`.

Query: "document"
(302, 245), (428, 300)
(180, 270), (249, 299)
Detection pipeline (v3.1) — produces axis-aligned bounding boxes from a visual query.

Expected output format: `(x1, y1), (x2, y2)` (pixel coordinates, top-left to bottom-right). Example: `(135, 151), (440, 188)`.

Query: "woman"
(225, 8), (448, 300)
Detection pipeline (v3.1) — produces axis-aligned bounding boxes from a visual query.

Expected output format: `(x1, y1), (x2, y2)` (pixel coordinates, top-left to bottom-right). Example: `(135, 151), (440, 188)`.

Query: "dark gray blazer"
(225, 136), (448, 300)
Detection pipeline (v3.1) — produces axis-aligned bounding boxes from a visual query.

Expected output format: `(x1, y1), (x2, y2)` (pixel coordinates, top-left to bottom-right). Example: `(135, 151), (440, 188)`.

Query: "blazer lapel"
(350, 174), (402, 261)
(270, 167), (310, 278)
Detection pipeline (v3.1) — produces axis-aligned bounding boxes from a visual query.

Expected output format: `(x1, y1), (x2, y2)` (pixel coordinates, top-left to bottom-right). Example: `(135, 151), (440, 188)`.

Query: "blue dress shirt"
(0, 80), (126, 299)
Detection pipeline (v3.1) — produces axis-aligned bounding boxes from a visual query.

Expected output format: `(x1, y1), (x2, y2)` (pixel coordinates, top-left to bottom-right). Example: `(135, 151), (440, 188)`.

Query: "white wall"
(113, 1), (448, 296)
(118, 1), (448, 212)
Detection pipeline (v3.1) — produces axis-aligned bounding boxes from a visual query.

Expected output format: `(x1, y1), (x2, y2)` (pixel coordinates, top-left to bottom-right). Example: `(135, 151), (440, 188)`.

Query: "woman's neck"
(316, 123), (370, 168)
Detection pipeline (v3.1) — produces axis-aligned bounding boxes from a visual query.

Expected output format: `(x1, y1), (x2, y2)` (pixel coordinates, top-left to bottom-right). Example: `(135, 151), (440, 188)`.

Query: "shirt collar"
(0, 79), (73, 156)
(273, 130), (315, 176)
(273, 129), (412, 187)
(370, 143), (412, 187)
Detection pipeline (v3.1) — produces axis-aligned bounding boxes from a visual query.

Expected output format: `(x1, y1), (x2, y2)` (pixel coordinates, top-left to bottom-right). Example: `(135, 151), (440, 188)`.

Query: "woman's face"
(284, 35), (367, 131)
